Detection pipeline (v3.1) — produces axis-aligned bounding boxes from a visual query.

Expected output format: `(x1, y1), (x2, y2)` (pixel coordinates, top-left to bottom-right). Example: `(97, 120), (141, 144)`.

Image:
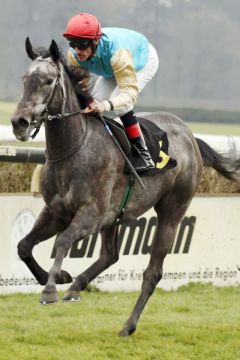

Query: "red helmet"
(63, 13), (102, 40)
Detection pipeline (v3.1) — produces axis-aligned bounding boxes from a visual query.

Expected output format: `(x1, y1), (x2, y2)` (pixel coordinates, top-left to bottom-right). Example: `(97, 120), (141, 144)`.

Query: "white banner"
(0, 194), (240, 294)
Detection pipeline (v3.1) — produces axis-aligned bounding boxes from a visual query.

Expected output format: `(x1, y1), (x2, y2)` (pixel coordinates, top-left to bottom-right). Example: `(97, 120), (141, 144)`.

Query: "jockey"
(63, 13), (159, 172)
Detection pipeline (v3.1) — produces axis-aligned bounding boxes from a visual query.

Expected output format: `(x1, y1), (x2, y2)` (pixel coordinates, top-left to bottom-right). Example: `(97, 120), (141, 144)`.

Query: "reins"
(31, 58), (144, 188)
(29, 59), (84, 137)
(28, 58), (89, 163)
(28, 57), (143, 221)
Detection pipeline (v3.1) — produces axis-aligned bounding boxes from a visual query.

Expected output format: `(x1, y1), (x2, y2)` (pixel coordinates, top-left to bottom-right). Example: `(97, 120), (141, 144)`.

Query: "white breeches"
(89, 43), (159, 116)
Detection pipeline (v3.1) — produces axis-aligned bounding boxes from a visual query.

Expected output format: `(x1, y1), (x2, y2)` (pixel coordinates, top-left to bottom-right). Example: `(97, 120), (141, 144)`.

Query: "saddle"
(104, 116), (177, 177)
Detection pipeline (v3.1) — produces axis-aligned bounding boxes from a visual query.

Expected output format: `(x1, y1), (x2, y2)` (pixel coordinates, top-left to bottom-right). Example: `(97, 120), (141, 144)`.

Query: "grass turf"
(0, 283), (239, 360)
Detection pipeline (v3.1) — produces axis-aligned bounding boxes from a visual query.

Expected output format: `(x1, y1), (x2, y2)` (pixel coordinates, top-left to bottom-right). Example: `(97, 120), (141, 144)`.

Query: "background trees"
(0, 0), (239, 110)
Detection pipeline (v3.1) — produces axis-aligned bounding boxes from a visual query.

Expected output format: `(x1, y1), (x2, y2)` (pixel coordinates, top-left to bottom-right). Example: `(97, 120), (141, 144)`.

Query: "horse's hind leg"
(62, 225), (119, 301)
(119, 191), (192, 336)
(17, 206), (71, 285)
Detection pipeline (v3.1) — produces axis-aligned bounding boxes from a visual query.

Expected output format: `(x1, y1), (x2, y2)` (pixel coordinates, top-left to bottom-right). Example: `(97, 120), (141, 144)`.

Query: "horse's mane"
(36, 46), (93, 109)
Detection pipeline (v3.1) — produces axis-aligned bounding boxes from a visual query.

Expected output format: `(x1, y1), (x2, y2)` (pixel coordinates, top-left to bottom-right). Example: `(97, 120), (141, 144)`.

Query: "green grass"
(186, 121), (240, 136)
(0, 283), (239, 360)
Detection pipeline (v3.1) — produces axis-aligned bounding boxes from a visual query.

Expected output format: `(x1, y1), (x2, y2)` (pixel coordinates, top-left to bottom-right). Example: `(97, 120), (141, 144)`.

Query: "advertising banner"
(0, 194), (240, 294)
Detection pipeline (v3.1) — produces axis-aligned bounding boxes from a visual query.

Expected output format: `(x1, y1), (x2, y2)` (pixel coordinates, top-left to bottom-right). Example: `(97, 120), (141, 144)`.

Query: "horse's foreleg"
(119, 193), (192, 336)
(40, 205), (99, 304)
(17, 206), (69, 285)
(62, 225), (119, 301)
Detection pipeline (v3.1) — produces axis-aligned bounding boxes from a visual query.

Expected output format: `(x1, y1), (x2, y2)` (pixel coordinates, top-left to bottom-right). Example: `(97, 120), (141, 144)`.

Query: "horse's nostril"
(12, 117), (29, 129)
(18, 118), (29, 128)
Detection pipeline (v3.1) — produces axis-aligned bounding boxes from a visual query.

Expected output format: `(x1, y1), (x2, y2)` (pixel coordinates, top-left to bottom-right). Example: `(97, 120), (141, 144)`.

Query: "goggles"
(68, 39), (93, 50)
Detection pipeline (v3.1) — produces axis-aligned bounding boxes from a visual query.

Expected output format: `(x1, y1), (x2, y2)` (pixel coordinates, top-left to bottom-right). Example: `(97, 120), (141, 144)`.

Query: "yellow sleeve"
(67, 48), (80, 66)
(103, 49), (139, 111)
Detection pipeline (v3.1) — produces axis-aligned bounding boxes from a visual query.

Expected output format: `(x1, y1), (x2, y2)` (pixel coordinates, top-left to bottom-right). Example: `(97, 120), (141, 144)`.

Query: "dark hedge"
(0, 163), (240, 194)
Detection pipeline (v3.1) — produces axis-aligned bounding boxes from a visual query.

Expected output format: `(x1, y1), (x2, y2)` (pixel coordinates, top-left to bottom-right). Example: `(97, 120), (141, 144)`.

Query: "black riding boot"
(120, 110), (155, 172)
(130, 135), (155, 172)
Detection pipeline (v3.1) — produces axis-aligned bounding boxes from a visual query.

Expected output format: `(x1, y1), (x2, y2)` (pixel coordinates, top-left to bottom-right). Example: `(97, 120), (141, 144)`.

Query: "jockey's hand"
(88, 100), (106, 113)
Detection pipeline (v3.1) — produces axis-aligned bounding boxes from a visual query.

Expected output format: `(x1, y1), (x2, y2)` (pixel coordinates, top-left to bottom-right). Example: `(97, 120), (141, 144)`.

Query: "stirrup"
(131, 139), (155, 172)
(134, 153), (155, 172)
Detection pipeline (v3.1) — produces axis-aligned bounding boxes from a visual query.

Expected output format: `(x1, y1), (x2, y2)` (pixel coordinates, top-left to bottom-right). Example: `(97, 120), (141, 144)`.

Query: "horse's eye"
(46, 79), (53, 85)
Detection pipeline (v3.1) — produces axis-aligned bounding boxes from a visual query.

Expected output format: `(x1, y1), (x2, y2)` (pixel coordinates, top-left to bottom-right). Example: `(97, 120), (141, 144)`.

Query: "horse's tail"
(195, 137), (240, 182)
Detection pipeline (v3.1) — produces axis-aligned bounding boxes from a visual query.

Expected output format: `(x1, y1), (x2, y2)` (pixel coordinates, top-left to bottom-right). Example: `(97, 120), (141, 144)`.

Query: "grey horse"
(11, 39), (240, 336)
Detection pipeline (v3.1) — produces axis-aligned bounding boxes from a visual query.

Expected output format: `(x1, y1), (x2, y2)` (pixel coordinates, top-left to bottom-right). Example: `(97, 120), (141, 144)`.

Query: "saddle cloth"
(105, 116), (177, 177)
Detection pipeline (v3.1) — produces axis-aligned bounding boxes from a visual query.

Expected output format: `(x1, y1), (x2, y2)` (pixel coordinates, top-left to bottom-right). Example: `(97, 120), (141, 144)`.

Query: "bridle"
(30, 58), (87, 139)
(26, 58), (143, 187)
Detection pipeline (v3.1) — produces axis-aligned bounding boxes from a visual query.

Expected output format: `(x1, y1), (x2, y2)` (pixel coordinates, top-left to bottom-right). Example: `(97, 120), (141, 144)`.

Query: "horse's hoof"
(118, 328), (130, 337)
(62, 291), (80, 302)
(57, 270), (73, 284)
(39, 299), (57, 305)
(39, 290), (58, 305)
(118, 324), (136, 337)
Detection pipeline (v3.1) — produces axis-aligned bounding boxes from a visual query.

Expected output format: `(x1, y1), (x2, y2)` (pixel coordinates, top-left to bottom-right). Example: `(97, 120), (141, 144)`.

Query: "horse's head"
(11, 38), (64, 141)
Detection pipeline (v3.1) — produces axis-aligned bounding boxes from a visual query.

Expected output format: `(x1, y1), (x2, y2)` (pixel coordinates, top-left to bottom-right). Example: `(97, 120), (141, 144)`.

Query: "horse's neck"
(45, 72), (86, 161)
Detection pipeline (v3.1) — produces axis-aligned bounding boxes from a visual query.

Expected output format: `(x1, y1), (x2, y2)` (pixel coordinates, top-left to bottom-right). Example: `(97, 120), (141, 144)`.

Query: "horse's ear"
(49, 40), (60, 62)
(25, 37), (39, 60)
